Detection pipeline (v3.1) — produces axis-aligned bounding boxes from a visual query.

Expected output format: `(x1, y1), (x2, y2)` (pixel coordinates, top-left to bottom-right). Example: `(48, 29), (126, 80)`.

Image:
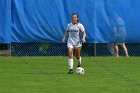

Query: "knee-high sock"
(68, 58), (73, 69)
(77, 57), (81, 65)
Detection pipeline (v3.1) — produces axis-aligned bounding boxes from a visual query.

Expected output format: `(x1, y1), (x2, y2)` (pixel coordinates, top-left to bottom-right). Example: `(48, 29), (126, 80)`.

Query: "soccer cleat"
(77, 65), (81, 67)
(68, 69), (73, 74)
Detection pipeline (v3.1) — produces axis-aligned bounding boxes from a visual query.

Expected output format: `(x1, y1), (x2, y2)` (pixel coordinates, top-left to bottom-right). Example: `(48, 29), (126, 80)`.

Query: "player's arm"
(62, 31), (69, 42)
(80, 24), (86, 43)
(82, 31), (86, 43)
(62, 24), (70, 42)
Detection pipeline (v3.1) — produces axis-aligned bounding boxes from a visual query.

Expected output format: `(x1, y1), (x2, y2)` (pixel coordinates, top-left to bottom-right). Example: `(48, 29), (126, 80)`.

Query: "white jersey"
(66, 23), (85, 45)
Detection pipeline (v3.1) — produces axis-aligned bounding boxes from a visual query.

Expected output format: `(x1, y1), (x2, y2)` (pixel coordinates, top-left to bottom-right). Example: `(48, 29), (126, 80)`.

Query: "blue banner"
(0, 0), (11, 43)
(0, 0), (140, 43)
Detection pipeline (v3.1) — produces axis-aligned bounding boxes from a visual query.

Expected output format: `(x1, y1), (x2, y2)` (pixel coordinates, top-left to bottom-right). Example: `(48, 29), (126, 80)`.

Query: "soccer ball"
(76, 67), (85, 74)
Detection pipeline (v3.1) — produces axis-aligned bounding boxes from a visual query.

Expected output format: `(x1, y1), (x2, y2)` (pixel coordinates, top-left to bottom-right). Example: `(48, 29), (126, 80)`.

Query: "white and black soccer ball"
(76, 67), (85, 74)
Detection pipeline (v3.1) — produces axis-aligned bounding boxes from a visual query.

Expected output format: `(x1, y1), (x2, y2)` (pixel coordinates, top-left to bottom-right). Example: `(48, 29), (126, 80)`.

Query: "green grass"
(0, 57), (140, 93)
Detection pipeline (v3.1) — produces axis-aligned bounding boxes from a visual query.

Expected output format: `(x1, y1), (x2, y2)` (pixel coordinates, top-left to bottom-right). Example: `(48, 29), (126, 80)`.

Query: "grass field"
(0, 57), (140, 93)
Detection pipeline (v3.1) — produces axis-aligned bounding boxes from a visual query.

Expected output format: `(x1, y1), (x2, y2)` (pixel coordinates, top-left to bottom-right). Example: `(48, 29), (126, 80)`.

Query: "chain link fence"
(0, 43), (140, 57)
(2, 43), (137, 57)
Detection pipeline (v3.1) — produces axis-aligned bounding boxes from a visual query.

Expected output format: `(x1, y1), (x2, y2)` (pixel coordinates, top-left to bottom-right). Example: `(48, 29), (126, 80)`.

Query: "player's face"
(72, 15), (78, 24)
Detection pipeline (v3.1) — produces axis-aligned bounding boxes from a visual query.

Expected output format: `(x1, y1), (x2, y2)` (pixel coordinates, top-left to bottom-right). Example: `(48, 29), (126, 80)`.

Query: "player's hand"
(82, 38), (86, 43)
(62, 37), (65, 42)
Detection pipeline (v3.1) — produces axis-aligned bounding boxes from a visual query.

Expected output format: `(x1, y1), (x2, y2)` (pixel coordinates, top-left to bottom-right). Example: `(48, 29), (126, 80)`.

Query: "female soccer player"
(62, 13), (86, 74)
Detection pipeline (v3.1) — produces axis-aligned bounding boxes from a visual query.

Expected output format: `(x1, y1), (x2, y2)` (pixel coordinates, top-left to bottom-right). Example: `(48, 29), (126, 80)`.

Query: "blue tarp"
(0, 0), (140, 43)
(0, 0), (11, 43)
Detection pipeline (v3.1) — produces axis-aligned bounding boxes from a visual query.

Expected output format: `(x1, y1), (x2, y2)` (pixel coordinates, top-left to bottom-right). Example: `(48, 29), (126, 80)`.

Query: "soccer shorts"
(67, 42), (82, 49)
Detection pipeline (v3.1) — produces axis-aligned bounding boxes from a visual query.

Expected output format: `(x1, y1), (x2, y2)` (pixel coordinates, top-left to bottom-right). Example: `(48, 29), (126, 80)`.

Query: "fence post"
(94, 43), (96, 56)
(9, 43), (11, 56)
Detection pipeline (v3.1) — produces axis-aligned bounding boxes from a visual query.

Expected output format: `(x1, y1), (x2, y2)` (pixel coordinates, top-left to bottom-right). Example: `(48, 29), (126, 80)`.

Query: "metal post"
(94, 43), (96, 56)
(9, 43), (11, 56)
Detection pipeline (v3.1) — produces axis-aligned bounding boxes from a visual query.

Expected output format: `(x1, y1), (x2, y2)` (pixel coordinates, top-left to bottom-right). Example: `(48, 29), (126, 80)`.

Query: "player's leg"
(114, 44), (119, 57)
(107, 43), (116, 56)
(75, 47), (81, 67)
(68, 47), (74, 74)
(121, 43), (129, 57)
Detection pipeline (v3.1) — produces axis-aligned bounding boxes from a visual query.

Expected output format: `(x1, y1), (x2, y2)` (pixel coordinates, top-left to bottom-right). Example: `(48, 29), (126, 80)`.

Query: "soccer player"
(62, 13), (86, 74)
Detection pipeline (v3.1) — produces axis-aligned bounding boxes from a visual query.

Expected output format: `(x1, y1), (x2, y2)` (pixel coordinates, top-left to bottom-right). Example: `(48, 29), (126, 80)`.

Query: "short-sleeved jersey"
(66, 23), (85, 45)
